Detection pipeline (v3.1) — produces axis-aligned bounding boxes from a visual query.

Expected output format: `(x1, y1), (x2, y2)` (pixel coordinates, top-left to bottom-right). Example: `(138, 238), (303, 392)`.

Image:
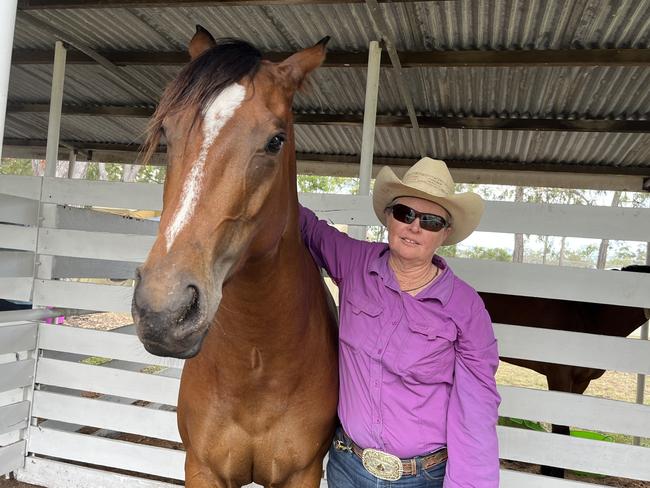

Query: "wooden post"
(45, 41), (67, 177)
(0, 0), (18, 158)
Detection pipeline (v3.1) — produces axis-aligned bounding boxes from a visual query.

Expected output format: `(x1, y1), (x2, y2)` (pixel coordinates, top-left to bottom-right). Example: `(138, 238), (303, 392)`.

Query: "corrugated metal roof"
(297, 125), (650, 167)
(13, 1), (650, 52)
(6, 0), (650, 175)
(6, 113), (149, 144)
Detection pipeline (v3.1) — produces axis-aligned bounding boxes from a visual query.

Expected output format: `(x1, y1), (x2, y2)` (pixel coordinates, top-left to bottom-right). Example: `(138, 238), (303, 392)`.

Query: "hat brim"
(373, 166), (484, 245)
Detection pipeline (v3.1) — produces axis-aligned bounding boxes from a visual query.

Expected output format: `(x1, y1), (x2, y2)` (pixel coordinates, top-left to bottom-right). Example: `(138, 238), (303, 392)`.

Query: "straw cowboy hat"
(373, 157), (484, 246)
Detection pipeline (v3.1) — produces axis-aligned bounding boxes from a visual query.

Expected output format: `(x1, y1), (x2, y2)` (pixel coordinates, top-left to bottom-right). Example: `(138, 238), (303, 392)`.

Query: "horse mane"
(140, 38), (262, 164)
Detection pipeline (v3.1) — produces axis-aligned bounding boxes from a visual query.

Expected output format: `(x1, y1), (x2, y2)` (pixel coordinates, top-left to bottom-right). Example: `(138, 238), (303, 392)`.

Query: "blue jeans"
(326, 434), (446, 488)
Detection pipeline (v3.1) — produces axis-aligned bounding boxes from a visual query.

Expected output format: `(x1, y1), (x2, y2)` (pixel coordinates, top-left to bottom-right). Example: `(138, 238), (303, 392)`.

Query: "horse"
(480, 264), (649, 477)
(131, 27), (338, 488)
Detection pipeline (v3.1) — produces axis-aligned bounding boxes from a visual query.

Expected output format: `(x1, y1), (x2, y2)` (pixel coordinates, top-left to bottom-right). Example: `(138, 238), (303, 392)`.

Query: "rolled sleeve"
(444, 299), (501, 487)
(299, 204), (360, 283)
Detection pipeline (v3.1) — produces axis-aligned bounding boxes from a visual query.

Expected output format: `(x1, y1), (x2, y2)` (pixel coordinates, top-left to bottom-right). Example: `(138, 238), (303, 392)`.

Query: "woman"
(300, 157), (500, 487)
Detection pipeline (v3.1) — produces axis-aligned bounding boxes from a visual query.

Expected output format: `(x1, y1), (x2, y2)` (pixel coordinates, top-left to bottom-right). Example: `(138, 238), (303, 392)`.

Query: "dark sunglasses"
(387, 203), (450, 232)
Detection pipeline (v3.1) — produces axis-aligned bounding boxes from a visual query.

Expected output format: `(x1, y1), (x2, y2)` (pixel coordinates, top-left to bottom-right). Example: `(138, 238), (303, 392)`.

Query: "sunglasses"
(387, 203), (450, 232)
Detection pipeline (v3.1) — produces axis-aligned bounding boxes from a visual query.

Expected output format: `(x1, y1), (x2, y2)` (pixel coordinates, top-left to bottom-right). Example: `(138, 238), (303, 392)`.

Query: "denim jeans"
(326, 433), (446, 488)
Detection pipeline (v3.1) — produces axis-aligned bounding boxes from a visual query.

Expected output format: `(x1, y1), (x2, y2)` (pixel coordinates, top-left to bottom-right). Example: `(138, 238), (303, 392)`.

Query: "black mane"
(141, 38), (262, 163)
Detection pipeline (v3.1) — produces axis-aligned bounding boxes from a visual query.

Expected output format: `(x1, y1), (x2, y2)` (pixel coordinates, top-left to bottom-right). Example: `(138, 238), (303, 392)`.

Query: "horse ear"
(189, 25), (217, 61)
(279, 36), (330, 89)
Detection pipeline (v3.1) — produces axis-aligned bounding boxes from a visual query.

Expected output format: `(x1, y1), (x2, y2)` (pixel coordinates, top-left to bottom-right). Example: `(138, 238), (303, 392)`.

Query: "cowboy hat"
(372, 157), (484, 245)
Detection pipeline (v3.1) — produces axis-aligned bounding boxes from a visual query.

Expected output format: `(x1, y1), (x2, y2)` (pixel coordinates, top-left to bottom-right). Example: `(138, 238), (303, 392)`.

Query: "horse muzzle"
(131, 268), (211, 358)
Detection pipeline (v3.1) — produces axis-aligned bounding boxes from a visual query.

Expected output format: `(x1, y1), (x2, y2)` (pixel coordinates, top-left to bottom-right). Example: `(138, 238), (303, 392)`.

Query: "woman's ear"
(189, 25), (217, 61)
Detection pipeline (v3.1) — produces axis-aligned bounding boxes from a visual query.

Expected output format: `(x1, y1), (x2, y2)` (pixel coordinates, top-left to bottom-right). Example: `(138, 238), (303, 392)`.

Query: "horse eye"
(265, 134), (285, 154)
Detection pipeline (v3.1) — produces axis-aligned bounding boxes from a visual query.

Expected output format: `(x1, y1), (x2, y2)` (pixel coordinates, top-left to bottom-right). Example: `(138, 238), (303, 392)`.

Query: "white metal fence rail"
(0, 174), (648, 487)
(0, 321), (37, 478)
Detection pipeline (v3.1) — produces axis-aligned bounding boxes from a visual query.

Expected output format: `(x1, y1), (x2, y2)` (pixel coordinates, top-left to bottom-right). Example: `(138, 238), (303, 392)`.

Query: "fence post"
(633, 243), (650, 446)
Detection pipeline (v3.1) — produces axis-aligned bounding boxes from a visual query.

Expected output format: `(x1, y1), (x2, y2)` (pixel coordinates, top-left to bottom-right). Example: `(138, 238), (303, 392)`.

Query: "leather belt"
(334, 430), (447, 478)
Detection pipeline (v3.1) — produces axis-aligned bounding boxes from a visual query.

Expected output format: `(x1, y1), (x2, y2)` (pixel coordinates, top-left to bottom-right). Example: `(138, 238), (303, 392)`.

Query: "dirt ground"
(2, 313), (648, 487)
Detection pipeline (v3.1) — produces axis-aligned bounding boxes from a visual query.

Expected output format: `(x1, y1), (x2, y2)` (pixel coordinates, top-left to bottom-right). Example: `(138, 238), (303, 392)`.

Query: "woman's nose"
(408, 218), (421, 232)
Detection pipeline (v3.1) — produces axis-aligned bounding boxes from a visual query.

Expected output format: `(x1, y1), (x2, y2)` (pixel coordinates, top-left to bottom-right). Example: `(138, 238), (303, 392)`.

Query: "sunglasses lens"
(420, 215), (446, 232)
(391, 204), (416, 224)
(389, 204), (447, 232)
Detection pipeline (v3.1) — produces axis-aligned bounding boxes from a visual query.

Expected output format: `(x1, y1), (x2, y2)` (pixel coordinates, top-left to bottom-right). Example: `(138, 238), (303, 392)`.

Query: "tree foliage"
(297, 174), (358, 194)
(0, 158), (33, 175)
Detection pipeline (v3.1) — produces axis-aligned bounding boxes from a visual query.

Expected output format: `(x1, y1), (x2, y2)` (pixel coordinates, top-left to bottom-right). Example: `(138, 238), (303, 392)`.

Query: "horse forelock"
(140, 38), (262, 164)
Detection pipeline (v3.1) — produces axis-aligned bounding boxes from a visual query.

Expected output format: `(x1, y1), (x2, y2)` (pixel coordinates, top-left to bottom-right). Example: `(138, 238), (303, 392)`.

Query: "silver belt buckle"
(361, 448), (403, 481)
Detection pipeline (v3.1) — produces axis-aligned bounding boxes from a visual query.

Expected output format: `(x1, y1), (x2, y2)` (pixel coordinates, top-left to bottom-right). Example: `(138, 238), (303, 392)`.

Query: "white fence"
(0, 174), (649, 487)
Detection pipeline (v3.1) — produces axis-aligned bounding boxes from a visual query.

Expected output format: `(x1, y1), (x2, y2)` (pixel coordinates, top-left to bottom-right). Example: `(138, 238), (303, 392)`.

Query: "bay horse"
(132, 27), (338, 488)
(480, 265), (649, 477)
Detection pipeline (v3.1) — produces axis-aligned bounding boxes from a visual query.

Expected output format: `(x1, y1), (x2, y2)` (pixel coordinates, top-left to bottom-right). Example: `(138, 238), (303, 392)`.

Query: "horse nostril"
(177, 285), (201, 327)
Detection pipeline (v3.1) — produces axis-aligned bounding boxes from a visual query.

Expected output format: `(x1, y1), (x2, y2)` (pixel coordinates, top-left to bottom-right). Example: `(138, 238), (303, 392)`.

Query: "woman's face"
(386, 196), (451, 265)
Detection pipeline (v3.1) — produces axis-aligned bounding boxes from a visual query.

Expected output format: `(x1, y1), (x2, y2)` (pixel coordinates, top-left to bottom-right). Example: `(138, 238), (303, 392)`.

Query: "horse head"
(132, 26), (328, 358)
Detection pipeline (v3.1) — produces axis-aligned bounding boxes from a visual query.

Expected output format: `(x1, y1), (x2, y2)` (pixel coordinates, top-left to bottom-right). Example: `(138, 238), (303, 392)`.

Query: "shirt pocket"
(340, 294), (383, 354)
(398, 320), (457, 384)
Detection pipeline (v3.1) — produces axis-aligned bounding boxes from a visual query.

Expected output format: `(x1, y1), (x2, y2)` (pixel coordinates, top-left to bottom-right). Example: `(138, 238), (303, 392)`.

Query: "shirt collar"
(368, 248), (454, 306)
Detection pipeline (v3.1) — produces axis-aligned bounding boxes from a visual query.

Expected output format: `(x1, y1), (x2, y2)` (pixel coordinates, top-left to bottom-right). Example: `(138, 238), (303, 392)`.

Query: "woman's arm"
(444, 295), (501, 488)
(299, 204), (361, 283)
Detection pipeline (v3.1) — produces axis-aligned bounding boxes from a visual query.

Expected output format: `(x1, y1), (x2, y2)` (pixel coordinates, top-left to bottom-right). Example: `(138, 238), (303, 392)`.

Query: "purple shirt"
(300, 206), (501, 487)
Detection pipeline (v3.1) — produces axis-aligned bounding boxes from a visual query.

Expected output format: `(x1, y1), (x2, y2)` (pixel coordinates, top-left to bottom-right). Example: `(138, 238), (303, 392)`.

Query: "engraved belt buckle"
(361, 448), (403, 481)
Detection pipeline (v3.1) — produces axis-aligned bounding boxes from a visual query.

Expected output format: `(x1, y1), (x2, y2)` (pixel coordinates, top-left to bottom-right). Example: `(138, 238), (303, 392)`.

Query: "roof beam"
(14, 48), (650, 68)
(7, 103), (650, 133)
(3, 138), (649, 179)
(295, 153), (650, 177)
(8, 103), (155, 117)
(17, 0), (419, 9)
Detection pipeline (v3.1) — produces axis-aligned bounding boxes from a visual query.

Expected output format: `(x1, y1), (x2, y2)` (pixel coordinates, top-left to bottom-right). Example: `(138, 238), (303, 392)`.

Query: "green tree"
(461, 246), (512, 262)
(297, 175), (358, 194)
(137, 165), (167, 184)
(86, 162), (123, 181)
(437, 244), (457, 258)
(0, 158), (33, 175)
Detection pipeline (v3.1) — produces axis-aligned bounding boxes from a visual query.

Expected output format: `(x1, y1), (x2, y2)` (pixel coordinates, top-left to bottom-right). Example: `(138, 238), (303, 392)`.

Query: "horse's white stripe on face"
(164, 83), (246, 252)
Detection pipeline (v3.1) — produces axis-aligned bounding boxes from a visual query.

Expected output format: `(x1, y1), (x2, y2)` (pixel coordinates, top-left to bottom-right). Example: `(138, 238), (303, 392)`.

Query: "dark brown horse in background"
(132, 27), (338, 488)
(480, 264), (649, 478)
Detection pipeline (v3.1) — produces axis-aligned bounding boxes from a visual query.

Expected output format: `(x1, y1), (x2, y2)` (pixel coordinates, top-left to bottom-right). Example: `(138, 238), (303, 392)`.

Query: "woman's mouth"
(401, 237), (419, 246)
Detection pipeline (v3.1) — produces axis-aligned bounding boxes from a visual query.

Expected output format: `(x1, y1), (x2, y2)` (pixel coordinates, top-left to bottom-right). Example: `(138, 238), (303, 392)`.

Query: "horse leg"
(184, 453), (234, 488)
(541, 372), (573, 478)
(274, 458), (324, 488)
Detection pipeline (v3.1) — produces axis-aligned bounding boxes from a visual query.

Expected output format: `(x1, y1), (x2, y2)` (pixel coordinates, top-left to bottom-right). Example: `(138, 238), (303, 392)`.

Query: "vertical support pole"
(0, 0), (18, 158)
(633, 243), (650, 446)
(45, 41), (67, 177)
(349, 40), (381, 241)
(67, 149), (76, 178)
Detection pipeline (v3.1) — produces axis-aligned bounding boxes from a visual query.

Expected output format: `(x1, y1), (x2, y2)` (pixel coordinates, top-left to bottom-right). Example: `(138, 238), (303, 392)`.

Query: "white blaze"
(165, 83), (246, 252)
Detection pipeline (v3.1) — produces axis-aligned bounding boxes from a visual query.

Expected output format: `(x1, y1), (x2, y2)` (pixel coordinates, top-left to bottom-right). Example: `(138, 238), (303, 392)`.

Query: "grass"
(80, 356), (111, 366)
(141, 365), (166, 375)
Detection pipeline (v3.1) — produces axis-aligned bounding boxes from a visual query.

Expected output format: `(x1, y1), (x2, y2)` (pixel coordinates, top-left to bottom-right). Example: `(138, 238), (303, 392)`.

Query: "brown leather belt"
(334, 430), (447, 477)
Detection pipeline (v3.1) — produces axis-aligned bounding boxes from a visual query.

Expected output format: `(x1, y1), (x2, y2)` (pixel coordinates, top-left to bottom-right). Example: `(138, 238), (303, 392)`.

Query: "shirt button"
(374, 381), (379, 387)
(375, 418), (380, 424)
(377, 349), (381, 354)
